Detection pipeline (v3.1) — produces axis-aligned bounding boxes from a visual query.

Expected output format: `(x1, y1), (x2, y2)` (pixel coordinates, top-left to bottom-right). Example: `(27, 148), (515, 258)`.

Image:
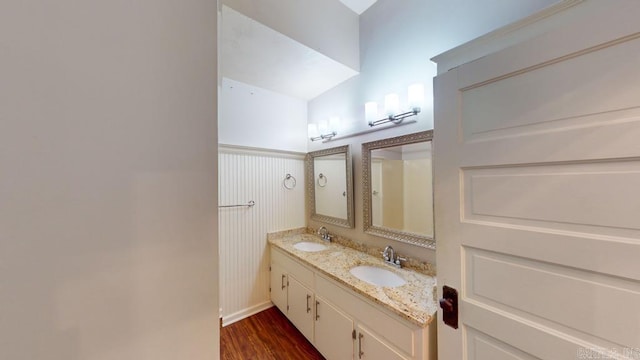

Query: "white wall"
(218, 147), (305, 325)
(403, 158), (433, 235)
(219, 77), (308, 152)
(0, 1), (219, 359)
(307, 0), (560, 264)
(222, 0), (360, 70)
(309, 0), (559, 143)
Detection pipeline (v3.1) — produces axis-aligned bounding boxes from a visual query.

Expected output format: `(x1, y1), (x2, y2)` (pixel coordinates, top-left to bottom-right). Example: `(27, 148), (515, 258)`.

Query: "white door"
(371, 160), (383, 226)
(434, 2), (640, 359)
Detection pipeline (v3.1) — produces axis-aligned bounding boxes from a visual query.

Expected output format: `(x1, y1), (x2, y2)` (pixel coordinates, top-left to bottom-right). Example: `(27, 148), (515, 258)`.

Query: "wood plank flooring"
(221, 306), (326, 360)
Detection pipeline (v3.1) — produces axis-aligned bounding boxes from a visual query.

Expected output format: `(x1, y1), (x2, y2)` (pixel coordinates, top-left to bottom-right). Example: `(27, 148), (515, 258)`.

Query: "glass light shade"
(329, 116), (341, 133)
(408, 83), (425, 110)
(365, 102), (378, 124)
(308, 123), (319, 138)
(384, 94), (400, 116)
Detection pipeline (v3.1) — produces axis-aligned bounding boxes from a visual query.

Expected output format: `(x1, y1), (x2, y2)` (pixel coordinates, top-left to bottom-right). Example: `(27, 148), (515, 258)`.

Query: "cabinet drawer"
(271, 247), (314, 288)
(316, 274), (416, 356)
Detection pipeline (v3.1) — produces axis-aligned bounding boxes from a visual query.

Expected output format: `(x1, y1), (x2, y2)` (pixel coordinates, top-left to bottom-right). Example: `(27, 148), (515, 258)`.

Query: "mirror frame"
(306, 145), (355, 228)
(362, 130), (435, 249)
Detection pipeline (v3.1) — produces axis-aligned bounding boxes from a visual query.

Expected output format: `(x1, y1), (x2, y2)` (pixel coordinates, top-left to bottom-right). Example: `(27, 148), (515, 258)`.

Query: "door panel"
(465, 248), (640, 347)
(314, 297), (354, 360)
(434, 3), (640, 359)
(270, 262), (287, 314)
(287, 276), (314, 341)
(460, 36), (640, 143)
(466, 328), (540, 360)
(357, 325), (408, 360)
(463, 162), (640, 232)
(464, 303), (596, 360)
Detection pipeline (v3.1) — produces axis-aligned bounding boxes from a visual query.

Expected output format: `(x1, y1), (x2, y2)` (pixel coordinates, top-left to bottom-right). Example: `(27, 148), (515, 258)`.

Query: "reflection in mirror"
(371, 142), (432, 235)
(363, 131), (434, 249)
(306, 145), (354, 228)
(314, 154), (347, 219)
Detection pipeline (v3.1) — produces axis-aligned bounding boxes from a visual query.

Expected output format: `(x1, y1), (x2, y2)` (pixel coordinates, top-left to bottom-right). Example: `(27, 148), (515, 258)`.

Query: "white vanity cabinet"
(270, 246), (435, 360)
(270, 247), (316, 342)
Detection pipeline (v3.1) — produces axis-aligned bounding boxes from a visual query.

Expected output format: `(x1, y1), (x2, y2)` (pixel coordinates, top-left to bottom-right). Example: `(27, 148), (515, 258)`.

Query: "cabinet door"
(270, 262), (287, 314)
(314, 297), (354, 360)
(287, 275), (314, 341)
(357, 325), (409, 360)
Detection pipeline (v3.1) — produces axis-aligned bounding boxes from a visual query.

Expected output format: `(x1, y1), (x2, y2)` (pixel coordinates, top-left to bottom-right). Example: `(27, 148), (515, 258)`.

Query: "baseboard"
(221, 301), (273, 327)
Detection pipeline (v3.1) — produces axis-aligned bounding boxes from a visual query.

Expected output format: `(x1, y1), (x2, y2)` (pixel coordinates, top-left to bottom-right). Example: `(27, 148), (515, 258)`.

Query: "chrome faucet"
(382, 245), (395, 263)
(382, 245), (406, 268)
(317, 226), (332, 242)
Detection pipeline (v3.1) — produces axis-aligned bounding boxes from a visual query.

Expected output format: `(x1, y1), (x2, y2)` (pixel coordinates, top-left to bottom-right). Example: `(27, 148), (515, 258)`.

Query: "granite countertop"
(268, 232), (438, 328)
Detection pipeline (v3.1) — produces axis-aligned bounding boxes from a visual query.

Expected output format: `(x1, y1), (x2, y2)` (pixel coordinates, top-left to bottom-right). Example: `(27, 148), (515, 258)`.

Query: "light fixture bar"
(310, 131), (337, 142)
(368, 108), (420, 127)
(323, 119), (417, 143)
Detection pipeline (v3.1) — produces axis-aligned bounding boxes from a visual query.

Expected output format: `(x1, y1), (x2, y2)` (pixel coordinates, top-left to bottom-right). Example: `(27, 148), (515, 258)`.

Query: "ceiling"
(221, 6), (359, 101)
(338, 0), (378, 14)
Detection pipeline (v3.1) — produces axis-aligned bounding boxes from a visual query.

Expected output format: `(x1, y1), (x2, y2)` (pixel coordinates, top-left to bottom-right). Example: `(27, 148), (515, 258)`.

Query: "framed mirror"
(306, 145), (354, 228)
(362, 131), (434, 248)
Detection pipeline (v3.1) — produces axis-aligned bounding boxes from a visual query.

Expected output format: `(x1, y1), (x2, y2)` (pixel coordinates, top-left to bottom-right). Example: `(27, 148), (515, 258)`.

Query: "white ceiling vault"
(221, 5), (358, 100)
(220, 0), (380, 100)
(338, 0), (378, 14)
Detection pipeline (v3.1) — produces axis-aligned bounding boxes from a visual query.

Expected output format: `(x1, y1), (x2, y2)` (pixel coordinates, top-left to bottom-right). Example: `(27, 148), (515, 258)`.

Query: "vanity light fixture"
(367, 83), (424, 127)
(309, 117), (340, 141)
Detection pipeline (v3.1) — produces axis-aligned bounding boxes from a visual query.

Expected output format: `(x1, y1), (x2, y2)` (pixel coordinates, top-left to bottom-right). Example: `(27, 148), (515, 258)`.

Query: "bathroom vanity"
(269, 231), (437, 360)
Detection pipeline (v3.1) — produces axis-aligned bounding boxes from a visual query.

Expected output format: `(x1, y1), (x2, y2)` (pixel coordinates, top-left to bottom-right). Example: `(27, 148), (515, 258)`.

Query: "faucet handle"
(395, 256), (407, 266)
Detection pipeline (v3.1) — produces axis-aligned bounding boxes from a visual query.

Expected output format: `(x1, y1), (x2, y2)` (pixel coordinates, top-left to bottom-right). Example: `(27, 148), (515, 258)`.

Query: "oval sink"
(349, 265), (406, 287)
(293, 241), (328, 252)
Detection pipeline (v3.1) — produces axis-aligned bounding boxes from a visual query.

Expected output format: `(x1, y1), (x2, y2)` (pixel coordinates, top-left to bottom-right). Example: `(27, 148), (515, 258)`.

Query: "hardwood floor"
(221, 306), (326, 360)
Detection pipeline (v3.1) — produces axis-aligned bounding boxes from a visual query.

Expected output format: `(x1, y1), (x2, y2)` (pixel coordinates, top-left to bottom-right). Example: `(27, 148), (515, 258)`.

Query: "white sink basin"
(349, 265), (406, 287)
(293, 241), (328, 252)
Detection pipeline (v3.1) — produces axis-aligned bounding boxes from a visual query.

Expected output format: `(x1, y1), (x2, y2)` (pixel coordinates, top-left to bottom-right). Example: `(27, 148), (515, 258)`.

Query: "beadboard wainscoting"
(218, 145), (306, 325)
